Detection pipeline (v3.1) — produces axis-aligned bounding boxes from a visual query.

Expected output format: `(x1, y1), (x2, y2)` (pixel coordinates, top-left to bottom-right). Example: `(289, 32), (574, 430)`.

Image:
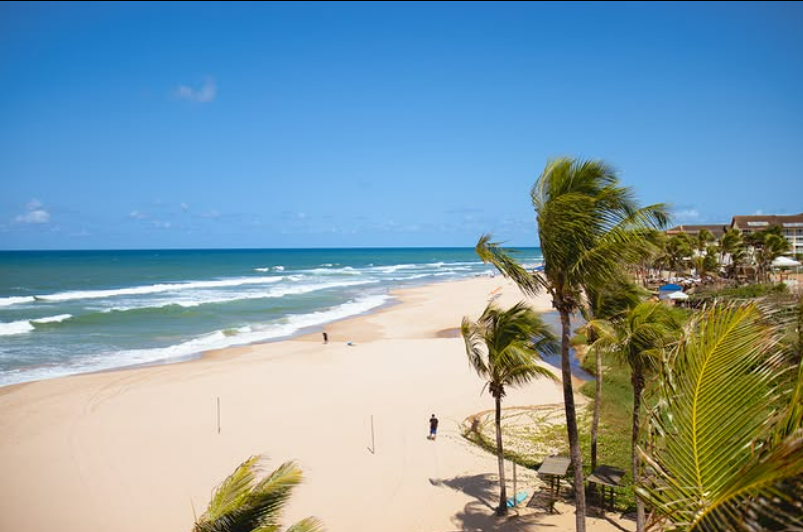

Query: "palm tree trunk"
(591, 347), (602, 472)
(495, 394), (508, 516)
(559, 307), (586, 531)
(632, 366), (646, 532)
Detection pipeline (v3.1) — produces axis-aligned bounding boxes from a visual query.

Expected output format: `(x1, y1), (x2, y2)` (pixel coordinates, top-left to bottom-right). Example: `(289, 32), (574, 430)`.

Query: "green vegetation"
(464, 156), (802, 531)
(587, 301), (684, 530)
(476, 156), (668, 531)
(639, 304), (803, 530)
(461, 301), (558, 516)
(580, 353), (637, 510)
(694, 282), (788, 300)
(193, 455), (323, 532)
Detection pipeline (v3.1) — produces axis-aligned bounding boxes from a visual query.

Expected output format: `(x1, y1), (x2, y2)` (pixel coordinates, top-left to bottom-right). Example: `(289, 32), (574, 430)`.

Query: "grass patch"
(580, 352), (636, 510)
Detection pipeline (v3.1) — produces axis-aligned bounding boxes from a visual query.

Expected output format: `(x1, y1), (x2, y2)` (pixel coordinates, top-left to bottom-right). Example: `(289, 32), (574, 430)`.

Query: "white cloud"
(752, 209), (764, 216)
(129, 210), (148, 219)
(175, 77), (217, 103)
(16, 210), (50, 224)
(14, 199), (50, 224)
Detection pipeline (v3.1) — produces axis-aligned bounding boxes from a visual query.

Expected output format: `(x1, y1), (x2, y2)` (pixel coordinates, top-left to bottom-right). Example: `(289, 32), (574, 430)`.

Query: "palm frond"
(283, 517), (325, 532)
(202, 456), (261, 523)
(194, 457), (322, 532)
(638, 303), (803, 531)
(461, 301), (557, 398)
(475, 234), (544, 296)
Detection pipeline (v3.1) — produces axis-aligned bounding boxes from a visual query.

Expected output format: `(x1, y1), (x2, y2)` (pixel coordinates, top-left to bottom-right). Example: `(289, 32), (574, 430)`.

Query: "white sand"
(0, 277), (633, 532)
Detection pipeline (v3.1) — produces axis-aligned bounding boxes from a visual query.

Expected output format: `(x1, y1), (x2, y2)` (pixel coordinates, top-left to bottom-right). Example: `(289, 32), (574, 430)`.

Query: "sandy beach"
(0, 277), (633, 532)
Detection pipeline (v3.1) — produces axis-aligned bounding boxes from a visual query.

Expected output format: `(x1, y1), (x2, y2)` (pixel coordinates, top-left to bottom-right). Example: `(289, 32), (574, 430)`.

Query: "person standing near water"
(428, 414), (439, 440)
(322, 331), (328, 344)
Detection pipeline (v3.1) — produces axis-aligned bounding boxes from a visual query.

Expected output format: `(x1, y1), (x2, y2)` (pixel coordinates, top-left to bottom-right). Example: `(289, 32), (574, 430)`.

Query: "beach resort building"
(665, 224), (729, 240)
(666, 214), (803, 256)
(731, 213), (803, 256)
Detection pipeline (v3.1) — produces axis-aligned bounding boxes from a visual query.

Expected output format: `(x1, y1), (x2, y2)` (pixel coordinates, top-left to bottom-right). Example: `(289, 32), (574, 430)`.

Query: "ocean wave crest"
(0, 320), (35, 336)
(34, 276), (284, 303)
(0, 294), (391, 387)
(0, 296), (36, 307)
(101, 279), (379, 313)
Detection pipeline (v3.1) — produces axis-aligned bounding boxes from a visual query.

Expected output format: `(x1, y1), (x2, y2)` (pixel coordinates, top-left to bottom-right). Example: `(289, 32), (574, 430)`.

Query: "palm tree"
(638, 303), (803, 531)
(461, 301), (558, 516)
(759, 232), (791, 282)
(605, 301), (683, 532)
(694, 228), (714, 255)
(691, 245), (718, 280)
(665, 234), (694, 278)
(582, 276), (646, 472)
(718, 227), (744, 272)
(193, 456), (323, 532)
(476, 157), (669, 530)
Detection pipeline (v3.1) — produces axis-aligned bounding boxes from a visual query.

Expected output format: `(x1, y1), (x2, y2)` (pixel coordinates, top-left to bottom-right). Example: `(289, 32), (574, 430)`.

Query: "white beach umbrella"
(772, 256), (801, 268)
(668, 291), (689, 300)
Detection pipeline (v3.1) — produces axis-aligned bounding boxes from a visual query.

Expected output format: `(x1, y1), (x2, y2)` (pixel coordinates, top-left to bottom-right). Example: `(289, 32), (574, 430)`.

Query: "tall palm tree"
(582, 276), (646, 472)
(476, 157), (669, 530)
(461, 301), (558, 516)
(718, 227), (744, 271)
(759, 232), (791, 282)
(694, 228), (714, 254)
(658, 234), (693, 279)
(193, 456), (323, 532)
(605, 301), (683, 532)
(692, 245), (719, 280)
(638, 303), (803, 531)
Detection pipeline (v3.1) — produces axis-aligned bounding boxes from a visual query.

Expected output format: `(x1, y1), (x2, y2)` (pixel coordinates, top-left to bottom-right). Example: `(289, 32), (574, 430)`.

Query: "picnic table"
(587, 465), (625, 511)
(536, 456), (571, 513)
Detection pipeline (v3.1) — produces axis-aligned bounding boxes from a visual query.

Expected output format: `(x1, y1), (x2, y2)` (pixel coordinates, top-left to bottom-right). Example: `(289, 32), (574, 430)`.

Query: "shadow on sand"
(429, 474), (554, 532)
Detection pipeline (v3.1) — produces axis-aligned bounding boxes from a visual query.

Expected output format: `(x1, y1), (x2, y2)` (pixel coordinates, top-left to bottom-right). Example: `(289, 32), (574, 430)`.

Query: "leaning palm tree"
(605, 301), (683, 532)
(583, 276), (646, 472)
(476, 157), (669, 530)
(639, 303), (803, 531)
(461, 301), (558, 516)
(193, 455), (323, 532)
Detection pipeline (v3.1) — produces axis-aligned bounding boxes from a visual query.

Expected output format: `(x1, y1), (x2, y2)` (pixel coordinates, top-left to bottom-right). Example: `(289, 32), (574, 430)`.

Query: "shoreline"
(0, 275), (625, 532)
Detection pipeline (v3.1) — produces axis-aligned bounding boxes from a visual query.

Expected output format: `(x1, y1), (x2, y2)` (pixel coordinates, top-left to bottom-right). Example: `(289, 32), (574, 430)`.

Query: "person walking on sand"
(428, 414), (439, 440)
(322, 331), (328, 344)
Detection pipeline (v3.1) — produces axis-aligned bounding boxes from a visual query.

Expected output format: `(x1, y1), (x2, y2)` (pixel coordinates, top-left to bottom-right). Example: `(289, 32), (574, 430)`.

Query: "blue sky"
(1, 1), (801, 250)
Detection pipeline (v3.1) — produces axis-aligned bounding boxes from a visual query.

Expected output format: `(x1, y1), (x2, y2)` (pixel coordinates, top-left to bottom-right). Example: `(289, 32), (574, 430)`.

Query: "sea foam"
(0, 314), (74, 336)
(0, 296), (36, 307)
(34, 276), (284, 303)
(0, 320), (35, 336)
(0, 294), (390, 387)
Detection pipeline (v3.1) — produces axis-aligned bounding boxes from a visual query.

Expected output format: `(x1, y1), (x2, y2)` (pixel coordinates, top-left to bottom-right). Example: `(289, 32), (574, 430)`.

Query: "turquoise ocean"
(0, 248), (544, 387)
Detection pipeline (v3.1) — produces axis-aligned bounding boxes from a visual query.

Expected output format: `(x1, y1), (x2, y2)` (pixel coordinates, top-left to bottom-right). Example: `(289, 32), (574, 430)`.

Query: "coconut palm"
(692, 245), (719, 280)
(604, 301), (683, 532)
(193, 456), (323, 532)
(718, 227), (744, 272)
(759, 232), (791, 282)
(461, 301), (558, 516)
(694, 228), (714, 254)
(582, 276), (646, 472)
(639, 303), (803, 531)
(475, 157), (669, 530)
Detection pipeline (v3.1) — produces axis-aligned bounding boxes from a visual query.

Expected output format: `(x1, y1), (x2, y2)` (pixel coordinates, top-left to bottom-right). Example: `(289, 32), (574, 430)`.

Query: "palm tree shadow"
(429, 474), (552, 532)
(429, 473), (497, 510)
